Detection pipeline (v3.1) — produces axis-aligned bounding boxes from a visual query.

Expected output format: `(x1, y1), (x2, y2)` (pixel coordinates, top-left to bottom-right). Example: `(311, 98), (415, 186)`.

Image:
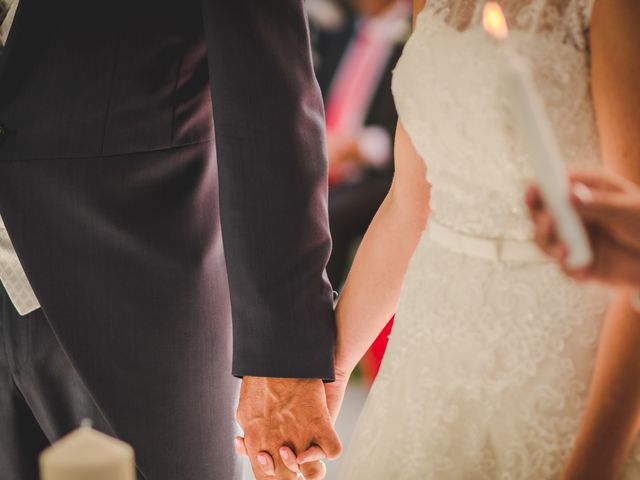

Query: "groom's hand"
(237, 377), (342, 479)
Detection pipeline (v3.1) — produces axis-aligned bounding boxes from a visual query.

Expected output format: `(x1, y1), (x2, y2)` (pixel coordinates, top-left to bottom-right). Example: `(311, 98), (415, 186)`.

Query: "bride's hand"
(233, 437), (327, 480)
(324, 365), (352, 424)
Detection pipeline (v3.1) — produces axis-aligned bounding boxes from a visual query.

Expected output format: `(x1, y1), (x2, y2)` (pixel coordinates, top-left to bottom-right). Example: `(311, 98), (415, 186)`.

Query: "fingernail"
(258, 455), (267, 465)
(280, 448), (289, 460)
(573, 183), (592, 204)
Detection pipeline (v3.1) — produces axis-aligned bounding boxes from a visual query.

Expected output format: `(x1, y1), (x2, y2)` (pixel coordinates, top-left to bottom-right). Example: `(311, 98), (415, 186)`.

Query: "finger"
(279, 447), (300, 473)
(563, 266), (591, 283)
(550, 242), (569, 264)
(314, 427), (342, 460)
(525, 184), (544, 212)
(572, 191), (629, 224)
(234, 436), (248, 457)
(568, 170), (630, 193)
(533, 212), (559, 256)
(571, 182), (593, 205)
(297, 446), (327, 465)
(541, 216), (567, 263)
(299, 460), (327, 480)
(539, 212), (556, 244)
(256, 451), (276, 476)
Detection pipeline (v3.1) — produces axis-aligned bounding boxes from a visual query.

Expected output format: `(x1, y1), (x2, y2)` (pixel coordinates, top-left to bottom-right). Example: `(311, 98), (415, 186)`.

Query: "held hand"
(282, 366), (352, 475)
(526, 170), (640, 286)
(235, 439), (328, 480)
(236, 377), (342, 479)
(323, 366), (351, 425)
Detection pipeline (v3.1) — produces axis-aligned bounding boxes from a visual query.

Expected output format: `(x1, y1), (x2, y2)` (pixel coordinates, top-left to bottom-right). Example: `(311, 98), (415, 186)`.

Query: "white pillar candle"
(483, 2), (593, 269)
(39, 420), (136, 480)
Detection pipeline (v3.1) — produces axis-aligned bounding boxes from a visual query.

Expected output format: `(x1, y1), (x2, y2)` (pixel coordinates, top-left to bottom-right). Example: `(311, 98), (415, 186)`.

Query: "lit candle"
(483, 2), (592, 269)
(40, 420), (136, 480)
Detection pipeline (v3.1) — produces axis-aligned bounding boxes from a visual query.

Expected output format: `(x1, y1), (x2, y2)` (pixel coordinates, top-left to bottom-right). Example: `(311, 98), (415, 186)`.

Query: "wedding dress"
(339, 0), (640, 478)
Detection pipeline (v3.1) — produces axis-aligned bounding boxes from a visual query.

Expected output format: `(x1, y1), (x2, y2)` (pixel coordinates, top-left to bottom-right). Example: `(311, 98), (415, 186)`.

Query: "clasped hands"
(235, 372), (350, 479)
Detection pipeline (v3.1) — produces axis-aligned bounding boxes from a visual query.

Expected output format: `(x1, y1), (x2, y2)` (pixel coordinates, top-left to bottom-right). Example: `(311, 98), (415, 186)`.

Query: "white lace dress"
(339, 1), (640, 478)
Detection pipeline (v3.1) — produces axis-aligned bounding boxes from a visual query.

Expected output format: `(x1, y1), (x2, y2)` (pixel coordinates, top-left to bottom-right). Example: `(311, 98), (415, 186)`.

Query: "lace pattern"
(340, 239), (640, 479)
(392, 0), (599, 240)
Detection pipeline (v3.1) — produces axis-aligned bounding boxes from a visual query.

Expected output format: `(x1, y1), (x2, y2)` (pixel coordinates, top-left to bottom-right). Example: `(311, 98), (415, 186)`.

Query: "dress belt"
(427, 220), (550, 263)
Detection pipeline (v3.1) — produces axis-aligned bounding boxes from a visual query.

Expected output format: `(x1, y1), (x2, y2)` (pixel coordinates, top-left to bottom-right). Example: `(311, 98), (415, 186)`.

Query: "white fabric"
(0, 0), (40, 315)
(428, 219), (548, 263)
(340, 0), (640, 478)
(0, 218), (40, 315)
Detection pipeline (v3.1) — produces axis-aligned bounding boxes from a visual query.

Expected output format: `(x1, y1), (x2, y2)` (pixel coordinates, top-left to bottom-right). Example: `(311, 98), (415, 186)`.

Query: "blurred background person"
(307, 0), (349, 38)
(312, 0), (411, 287)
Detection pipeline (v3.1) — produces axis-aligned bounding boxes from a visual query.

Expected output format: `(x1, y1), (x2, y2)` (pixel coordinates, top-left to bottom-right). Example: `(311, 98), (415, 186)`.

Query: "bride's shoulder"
(412, 0), (428, 19)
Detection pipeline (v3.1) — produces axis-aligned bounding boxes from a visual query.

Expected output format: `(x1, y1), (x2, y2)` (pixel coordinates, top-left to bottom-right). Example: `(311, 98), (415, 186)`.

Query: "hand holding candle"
(483, 2), (593, 270)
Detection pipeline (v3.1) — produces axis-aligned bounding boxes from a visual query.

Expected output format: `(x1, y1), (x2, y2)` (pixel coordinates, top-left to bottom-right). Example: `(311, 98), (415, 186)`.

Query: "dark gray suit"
(0, 1), (336, 479)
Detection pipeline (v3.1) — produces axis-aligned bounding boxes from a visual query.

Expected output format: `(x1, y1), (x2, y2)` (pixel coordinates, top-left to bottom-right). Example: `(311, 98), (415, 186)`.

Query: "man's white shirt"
(0, 0), (40, 315)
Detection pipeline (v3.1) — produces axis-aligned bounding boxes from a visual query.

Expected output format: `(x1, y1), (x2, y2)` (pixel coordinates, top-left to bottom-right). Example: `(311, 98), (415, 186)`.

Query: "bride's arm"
(562, 1), (640, 479)
(331, 0), (429, 381)
(333, 121), (430, 377)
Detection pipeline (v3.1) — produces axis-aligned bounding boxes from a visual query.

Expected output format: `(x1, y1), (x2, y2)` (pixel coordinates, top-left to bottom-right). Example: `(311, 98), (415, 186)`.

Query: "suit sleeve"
(201, 0), (336, 380)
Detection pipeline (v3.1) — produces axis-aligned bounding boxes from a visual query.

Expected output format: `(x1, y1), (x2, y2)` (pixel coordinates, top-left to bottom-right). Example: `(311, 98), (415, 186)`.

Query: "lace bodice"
(392, 0), (598, 240)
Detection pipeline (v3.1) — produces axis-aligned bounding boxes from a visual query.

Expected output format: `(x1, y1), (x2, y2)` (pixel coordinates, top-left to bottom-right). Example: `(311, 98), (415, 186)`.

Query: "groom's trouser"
(0, 284), (111, 480)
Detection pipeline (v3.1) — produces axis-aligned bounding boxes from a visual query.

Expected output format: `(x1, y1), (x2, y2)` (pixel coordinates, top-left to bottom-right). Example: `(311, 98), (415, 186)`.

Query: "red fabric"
(362, 316), (394, 385)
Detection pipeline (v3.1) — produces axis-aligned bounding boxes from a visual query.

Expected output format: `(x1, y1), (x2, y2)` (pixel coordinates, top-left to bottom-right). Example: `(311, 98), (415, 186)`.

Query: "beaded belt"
(427, 220), (550, 263)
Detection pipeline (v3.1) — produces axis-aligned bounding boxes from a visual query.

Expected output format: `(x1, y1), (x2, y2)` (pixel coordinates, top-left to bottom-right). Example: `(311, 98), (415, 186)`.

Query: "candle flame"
(483, 2), (509, 40)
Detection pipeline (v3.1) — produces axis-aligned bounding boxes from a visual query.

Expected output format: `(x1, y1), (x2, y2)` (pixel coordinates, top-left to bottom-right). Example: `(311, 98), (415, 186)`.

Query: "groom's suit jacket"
(0, 1), (335, 479)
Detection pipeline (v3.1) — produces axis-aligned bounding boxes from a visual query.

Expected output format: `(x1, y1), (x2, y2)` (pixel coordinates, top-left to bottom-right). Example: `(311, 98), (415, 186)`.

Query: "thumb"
(572, 188), (628, 225)
(314, 426), (343, 460)
(569, 170), (629, 194)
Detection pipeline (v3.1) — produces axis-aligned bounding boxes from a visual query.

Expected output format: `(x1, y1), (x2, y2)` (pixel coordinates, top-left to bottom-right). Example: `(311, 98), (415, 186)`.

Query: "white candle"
(483, 2), (593, 269)
(39, 420), (136, 480)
